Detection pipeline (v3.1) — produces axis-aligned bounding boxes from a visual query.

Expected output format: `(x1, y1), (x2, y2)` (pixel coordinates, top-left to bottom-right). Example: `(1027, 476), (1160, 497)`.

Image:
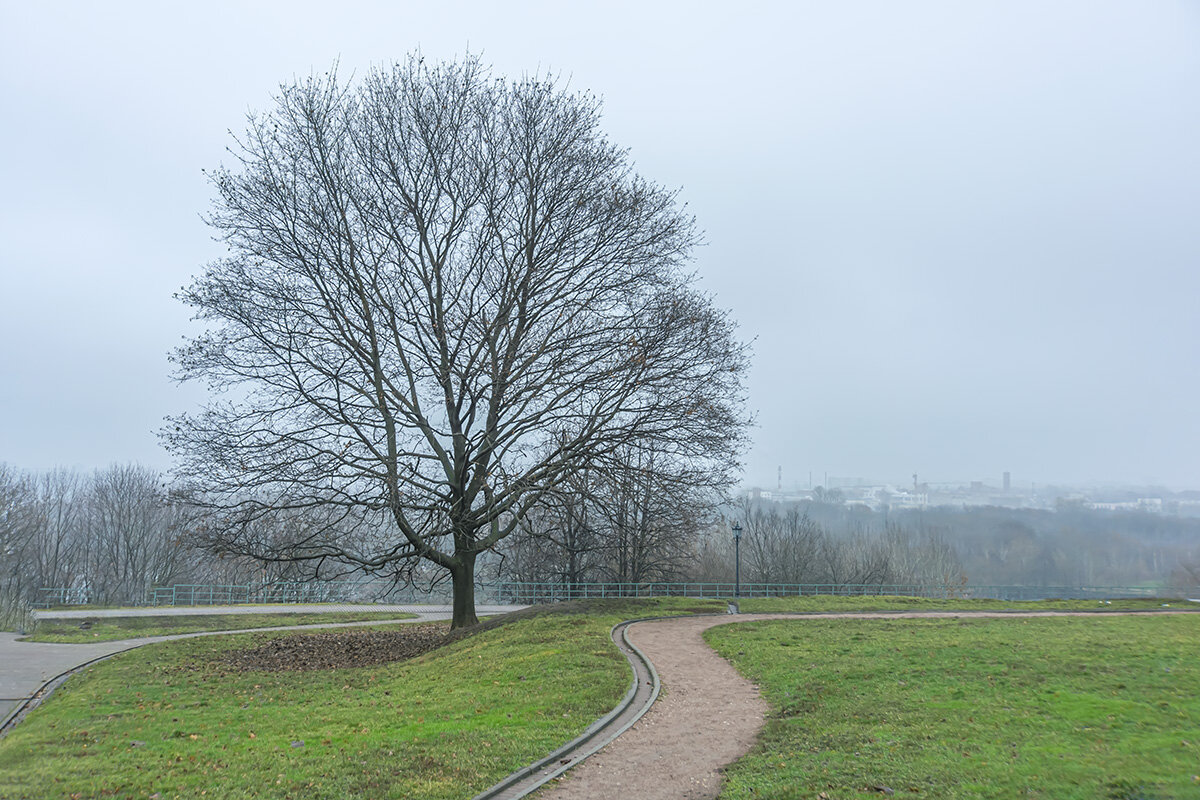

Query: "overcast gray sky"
(1, 1), (1197, 489)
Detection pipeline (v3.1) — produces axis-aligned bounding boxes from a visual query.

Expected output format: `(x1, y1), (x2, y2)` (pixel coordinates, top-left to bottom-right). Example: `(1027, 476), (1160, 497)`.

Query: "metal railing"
(148, 580), (381, 606)
(33, 580), (379, 609)
(32, 587), (90, 608)
(35, 580), (1192, 608)
(479, 581), (1179, 604)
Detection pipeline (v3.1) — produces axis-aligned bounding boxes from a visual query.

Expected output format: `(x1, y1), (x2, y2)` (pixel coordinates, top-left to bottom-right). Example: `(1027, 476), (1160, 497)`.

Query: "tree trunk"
(449, 552), (479, 629)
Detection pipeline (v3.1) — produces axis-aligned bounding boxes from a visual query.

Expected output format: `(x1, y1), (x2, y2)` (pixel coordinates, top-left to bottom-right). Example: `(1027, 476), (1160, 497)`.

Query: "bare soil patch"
(220, 622), (450, 672)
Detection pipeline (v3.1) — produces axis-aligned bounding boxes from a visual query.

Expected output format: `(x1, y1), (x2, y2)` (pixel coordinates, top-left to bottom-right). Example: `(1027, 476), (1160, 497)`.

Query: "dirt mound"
(221, 623), (451, 672)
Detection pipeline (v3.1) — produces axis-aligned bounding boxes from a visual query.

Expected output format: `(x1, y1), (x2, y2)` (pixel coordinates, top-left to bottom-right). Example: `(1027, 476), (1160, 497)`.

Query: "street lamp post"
(732, 522), (743, 599)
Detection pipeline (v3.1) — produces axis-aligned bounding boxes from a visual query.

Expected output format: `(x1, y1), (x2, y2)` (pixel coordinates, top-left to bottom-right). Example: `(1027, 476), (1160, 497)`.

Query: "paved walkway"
(32, 603), (518, 619)
(2, 605), (523, 730)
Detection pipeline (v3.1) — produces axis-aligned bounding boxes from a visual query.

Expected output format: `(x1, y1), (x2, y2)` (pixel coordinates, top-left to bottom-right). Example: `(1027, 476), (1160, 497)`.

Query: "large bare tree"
(166, 56), (750, 627)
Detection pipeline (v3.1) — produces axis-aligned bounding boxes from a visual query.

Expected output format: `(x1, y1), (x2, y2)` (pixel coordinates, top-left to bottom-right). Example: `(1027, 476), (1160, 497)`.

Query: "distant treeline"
(891, 504), (1200, 588)
(0, 463), (318, 626)
(4, 462), (1197, 628)
(741, 499), (1200, 590)
(500, 493), (1200, 594)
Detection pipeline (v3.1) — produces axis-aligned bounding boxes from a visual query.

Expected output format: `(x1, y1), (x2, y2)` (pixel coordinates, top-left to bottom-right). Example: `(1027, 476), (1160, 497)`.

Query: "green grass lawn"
(705, 614), (1200, 800)
(0, 598), (722, 799)
(736, 595), (1196, 614)
(9, 596), (1196, 799)
(29, 612), (420, 643)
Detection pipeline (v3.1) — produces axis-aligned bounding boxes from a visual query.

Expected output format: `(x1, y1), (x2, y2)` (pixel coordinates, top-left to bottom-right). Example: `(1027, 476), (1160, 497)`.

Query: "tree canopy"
(166, 55), (750, 627)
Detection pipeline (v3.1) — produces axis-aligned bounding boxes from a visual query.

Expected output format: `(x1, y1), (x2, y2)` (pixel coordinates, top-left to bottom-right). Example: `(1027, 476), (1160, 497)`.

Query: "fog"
(1, 1), (1197, 488)
(3, 461), (1196, 621)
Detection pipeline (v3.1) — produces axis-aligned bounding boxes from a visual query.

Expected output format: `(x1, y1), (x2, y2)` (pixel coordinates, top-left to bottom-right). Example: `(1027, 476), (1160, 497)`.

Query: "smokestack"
(1003, 471), (1011, 492)
(778, 465), (782, 491)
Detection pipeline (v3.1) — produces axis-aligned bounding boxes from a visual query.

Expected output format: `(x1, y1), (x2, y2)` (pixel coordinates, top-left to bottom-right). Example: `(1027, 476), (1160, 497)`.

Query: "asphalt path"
(32, 603), (474, 619)
(2, 604), (525, 731)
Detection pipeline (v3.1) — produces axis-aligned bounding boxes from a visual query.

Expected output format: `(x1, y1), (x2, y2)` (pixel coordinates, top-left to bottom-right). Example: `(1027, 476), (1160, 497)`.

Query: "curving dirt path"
(535, 610), (1198, 800)
(533, 615), (771, 800)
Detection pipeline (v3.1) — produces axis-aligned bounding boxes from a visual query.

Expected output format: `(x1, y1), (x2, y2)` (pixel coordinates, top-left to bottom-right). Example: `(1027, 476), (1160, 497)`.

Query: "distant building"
(1088, 498), (1163, 513)
(857, 486), (927, 510)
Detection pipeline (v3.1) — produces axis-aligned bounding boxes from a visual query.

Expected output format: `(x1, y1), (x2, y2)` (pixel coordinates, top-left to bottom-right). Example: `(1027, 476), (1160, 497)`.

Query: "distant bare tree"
(83, 464), (191, 605)
(166, 56), (749, 627)
(814, 526), (892, 587)
(690, 525), (735, 583)
(881, 523), (967, 593)
(502, 443), (729, 588)
(0, 465), (38, 629)
(738, 500), (824, 585)
(727, 501), (896, 589)
(506, 470), (603, 590)
(29, 469), (85, 594)
(593, 444), (722, 584)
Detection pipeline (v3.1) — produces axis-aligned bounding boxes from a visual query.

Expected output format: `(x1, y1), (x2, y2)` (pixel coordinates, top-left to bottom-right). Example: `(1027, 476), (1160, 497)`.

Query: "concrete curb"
(471, 617), (665, 800)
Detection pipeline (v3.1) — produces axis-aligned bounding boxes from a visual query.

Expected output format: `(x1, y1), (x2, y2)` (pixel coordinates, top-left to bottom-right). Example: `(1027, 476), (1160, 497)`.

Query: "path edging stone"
(471, 615), (700, 800)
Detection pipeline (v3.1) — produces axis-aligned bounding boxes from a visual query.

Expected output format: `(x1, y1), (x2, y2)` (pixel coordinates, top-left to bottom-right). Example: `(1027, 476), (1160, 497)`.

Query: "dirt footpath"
(535, 610), (1196, 800)
(536, 615), (778, 800)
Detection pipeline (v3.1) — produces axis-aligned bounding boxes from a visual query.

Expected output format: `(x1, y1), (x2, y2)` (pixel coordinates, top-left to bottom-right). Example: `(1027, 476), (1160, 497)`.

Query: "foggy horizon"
(2, 1), (1197, 490)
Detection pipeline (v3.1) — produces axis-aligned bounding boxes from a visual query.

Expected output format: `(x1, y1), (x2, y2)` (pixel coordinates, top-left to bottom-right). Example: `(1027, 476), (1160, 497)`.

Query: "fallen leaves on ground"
(219, 624), (451, 672)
